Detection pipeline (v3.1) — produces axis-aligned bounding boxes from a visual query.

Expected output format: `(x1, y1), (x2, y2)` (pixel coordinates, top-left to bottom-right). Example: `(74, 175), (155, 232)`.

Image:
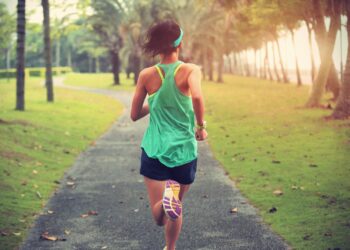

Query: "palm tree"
(305, 0), (341, 107)
(42, 0), (54, 102)
(16, 0), (25, 111)
(331, 0), (350, 119)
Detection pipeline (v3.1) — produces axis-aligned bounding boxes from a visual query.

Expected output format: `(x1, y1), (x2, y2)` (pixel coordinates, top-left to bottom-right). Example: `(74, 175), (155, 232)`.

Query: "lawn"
(202, 75), (350, 250)
(0, 76), (123, 250)
(64, 72), (135, 92)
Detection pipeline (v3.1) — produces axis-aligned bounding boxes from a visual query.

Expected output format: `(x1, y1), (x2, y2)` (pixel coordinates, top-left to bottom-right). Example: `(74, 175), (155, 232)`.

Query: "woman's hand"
(195, 128), (208, 141)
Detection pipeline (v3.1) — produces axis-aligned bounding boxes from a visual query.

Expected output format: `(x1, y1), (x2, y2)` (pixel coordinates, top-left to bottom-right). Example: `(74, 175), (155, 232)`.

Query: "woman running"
(130, 20), (207, 250)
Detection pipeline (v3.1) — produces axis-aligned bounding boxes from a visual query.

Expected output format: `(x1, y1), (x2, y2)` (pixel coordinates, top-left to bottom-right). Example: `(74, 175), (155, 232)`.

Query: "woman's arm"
(188, 65), (207, 141)
(130, 71), (149, 121)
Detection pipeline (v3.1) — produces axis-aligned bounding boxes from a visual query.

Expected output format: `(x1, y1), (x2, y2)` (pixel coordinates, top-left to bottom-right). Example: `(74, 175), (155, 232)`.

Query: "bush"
(0, 67), (73, 79)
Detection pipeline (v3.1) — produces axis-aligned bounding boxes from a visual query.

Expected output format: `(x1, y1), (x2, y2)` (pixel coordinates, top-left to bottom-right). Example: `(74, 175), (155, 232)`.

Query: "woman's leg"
(144, 177), (191, 250)
(143, 176), (168, 226)
(165, 184), (190, 250)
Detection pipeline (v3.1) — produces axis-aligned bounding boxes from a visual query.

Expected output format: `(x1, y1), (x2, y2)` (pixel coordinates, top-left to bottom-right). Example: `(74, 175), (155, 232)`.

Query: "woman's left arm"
(130, 71), (149, 121)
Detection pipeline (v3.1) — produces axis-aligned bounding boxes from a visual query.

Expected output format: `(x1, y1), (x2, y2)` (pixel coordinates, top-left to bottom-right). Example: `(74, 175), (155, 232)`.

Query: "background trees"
(2, 0), (349, 118)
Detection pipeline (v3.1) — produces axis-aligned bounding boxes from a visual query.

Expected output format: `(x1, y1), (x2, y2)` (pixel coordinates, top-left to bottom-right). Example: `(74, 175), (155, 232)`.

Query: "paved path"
(20, 78), (290, 250)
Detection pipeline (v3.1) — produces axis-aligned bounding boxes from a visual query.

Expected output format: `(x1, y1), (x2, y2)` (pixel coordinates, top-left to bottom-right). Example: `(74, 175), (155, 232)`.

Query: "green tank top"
(141, 60), (197, 168)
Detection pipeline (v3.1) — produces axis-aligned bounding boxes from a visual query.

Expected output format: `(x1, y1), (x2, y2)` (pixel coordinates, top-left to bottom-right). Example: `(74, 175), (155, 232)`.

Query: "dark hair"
(143, 20), (181, 57)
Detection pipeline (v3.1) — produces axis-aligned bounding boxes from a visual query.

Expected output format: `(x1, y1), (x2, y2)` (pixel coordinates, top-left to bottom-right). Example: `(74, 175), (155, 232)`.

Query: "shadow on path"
(20, 77), (290, 250)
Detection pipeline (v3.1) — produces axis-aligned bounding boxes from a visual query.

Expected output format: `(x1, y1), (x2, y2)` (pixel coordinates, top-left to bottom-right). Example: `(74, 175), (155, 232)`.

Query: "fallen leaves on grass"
(40, 232), (66, 241)
(1, 230), (9, 236)
(36, 191), (42, 199)
(272, 189), (283, 196)
(324, 231), (332, 237)
(13, 232), (21, 236)
(32, 170), (38, 175)
(47, 210), (54, 214)
(269, 207), (277, 213)
(303, 234), (311, 240)
(271, 160), (281, 164)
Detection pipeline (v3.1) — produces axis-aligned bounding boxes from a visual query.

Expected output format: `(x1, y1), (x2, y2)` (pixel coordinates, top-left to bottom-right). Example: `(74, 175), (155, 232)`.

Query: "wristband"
(196, 121), (207, 130)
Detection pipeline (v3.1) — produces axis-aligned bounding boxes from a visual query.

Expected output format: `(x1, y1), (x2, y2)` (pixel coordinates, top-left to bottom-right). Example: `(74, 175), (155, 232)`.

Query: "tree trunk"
(110, 50), (120, 85)
(42, 0), (54, 102)
(133, 55), (141, 85)
(259, 48), (264, 79)
(254, 49), (257, 77)
(208, 49), (213, 81)
(16, 0), (25, 111)
(56, 38), (60, 67)
(305, 20), (316, 82)
(244, 50), (250, 77)
(6, 47), (11, 69)
(290, 29), (302, 86)
(88, 55), (92, 73)
(275, 37), (289, 83)
(305, 0), (341, 107)
(331, 1), (350, 119)
(232, 52), (239, 75)
(67, 48), (71, 68)
(312, 0), (340, 100)
(95, 56), (100, 73)
(272, 42), (281, 82)
(265, 42), (273, 81)
(217, 52), (223, 83)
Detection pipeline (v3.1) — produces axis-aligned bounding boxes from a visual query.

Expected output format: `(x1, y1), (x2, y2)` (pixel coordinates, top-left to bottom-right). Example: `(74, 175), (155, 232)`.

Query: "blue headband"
(173, 28), (184, 47)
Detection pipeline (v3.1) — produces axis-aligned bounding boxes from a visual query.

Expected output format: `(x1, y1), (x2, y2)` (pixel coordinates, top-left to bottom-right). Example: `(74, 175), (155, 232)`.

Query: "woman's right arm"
(188, 65), (207, 141)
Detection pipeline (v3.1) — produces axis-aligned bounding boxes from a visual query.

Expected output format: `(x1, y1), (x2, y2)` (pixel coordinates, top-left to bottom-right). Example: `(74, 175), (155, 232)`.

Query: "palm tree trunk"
(95, 56), (100, 73)
(254, 49), (257, 77)
(260, 48), (264, 79)
(290, 29), (302, 86)
(217, 52), (223, 83)
(244, 50), (250, 77)
(305, 20), (316, 82)
(56, 38), (60, 67)
(67, 48), (71, 68)
(331, 1), (350, 119)
(311, 0), (340, 100)
(272, 42), (281, 82)
(16, 0), (25, 111)
(110, 50), (120, 85)
(42, 0), (54, 102)
(208, 49), (213, 81)
(265, 42), (273, 81)
(305, 0), (341, 107)
(275, 37), (289, 83)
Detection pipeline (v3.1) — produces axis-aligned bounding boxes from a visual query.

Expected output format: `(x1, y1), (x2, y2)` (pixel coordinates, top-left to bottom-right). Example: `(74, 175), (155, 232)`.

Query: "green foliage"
(0, 77), (123, 250)
(0, 3), (15, 51)
(203, 75), (350, 249)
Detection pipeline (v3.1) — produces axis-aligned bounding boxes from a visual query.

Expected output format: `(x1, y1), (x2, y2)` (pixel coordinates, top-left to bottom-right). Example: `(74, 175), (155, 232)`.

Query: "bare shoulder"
(181, 63), (200, 72)
(138, 66), (157, 83)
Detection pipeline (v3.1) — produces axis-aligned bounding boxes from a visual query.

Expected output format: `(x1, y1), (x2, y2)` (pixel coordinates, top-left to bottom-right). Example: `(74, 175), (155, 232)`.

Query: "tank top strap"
(156, 61), (183, 79)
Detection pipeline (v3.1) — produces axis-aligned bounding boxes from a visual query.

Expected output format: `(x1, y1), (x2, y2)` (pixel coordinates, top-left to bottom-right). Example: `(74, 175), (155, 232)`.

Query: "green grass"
(64, 72), (136, 91)
(0, 77), (123, 250)
(203, 75), (350, 250)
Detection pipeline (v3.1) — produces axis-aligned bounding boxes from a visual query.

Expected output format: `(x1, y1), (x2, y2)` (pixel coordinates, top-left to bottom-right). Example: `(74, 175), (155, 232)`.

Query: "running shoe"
(162, 180), (182, 220)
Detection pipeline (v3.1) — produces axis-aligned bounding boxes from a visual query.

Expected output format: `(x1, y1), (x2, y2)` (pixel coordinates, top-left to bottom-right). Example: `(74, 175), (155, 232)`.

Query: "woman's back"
(141, 61), (197, 167)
